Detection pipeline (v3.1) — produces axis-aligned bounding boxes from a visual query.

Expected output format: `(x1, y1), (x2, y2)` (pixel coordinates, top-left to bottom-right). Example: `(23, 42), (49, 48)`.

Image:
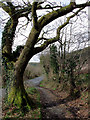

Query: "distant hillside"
(68, 46), (90, 73)
(79, 46), (90, 73)
(67, 46), (90, 61)
(29, 62), (40, 66)
(75, 46), (90, 61)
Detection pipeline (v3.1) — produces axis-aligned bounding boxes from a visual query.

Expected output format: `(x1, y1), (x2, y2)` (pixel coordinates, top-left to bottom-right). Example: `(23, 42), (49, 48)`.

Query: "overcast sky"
(0, 0), (89, 62)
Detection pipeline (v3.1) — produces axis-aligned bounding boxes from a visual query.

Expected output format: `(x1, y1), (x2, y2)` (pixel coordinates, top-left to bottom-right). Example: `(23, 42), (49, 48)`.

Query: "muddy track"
(25, 76), (66, 119)
(25, 76), (88, 119)
(37, 87), (66, 120)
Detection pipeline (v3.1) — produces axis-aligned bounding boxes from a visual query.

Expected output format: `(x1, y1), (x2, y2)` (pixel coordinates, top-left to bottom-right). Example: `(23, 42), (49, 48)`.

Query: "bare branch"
(32, 2), (38, 29)
(38, 2), (90, 29)
(0, 2), (11, 15)
(34, 7), (85, 54)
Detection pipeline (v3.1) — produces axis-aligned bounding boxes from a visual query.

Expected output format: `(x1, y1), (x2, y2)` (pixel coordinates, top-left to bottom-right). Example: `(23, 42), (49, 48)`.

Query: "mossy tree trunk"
(5, 27), (39, 108)
(8, 68), (33, 109)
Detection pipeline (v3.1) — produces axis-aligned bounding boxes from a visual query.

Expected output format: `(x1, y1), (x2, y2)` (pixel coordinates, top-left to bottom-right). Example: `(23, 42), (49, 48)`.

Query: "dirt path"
(37, 87), (67, 120)
(37, 87), (88, 119)
(25, 77), (67, 119)
(25, 76), (88, 119)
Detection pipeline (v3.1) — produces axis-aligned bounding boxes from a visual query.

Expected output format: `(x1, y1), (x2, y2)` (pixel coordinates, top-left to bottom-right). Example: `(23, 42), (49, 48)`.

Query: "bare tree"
(57, 12), (88, 97)
(0, 0), (90, 109)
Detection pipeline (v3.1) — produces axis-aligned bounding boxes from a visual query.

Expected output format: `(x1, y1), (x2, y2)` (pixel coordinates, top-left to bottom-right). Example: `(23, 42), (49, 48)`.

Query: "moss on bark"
(8, 86), (32, 109)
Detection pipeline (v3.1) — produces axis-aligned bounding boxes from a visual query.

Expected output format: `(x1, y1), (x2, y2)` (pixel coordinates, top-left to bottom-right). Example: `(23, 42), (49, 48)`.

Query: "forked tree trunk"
(7, 28), (40, 109)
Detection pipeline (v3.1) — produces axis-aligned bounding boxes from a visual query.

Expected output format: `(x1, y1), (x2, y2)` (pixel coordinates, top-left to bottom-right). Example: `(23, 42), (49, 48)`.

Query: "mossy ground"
(2, 84), (41, 120)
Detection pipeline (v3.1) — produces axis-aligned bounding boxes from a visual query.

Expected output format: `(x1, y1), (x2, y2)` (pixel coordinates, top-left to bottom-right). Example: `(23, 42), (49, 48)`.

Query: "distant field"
(23, 62), (43, 80)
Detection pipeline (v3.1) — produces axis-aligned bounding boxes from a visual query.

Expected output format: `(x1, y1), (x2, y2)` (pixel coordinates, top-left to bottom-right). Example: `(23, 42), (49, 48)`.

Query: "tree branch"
(76, 1), (90, 8)
(0, 2), (11, 16)
(34, 7), (85, 54)
(6, 2), (15, 10)
(2, 18), (18, 56)
(16, 4), (32, 18)
(38, 2), (90, 29)
(32, 2), (38, 29)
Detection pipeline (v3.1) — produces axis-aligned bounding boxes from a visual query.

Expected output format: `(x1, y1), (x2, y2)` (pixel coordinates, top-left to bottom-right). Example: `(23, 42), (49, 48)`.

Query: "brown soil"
(38, 87), (89, 120)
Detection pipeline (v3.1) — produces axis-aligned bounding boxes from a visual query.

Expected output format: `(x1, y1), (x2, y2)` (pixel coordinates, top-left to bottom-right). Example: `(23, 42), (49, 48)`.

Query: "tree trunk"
(70, 69), (76, 96)
(7, 28), (40, 109)
(7, 64), (34, 109)
(70, 79), (76, 96)
(70, 78), (80, 98)
(69, 68), (80, 98)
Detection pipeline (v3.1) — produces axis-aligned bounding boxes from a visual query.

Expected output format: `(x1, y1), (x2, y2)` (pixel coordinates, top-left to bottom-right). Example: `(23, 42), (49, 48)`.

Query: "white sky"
(0, 0), (89, 62)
